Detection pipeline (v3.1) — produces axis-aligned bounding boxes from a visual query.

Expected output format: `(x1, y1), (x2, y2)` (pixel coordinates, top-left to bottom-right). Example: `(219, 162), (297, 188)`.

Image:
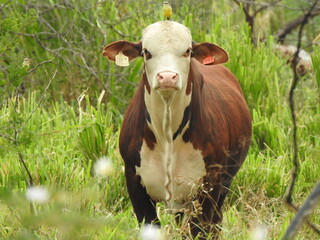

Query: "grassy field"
(1, 0), (319, 239)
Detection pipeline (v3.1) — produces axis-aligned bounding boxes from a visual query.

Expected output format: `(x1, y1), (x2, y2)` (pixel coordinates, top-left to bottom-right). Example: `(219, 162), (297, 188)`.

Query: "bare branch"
(285, 1), (318, 206)
(253, 0), (282, 17)
(27, 10), (83, 74)
(0, 0), (10, 11)
(26, 58), (56, 74)
(276, 8), (320, 43)
(284, 201), (320, 235)
(1, 26), (26, 55)
(18, 69), (57, 133)
(8, 31), (57, 37)
(283, 182), (320, 239)
(232, 0), (320, 11)
(17, 152), (34, 187)
(79, 54), (99, 79)
(232, 0), (283, 43)
(0, 134), (16, 142)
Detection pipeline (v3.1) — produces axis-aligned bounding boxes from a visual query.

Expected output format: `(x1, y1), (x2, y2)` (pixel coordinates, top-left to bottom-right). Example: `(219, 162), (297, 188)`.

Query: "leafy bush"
(0, 0), (319, 239)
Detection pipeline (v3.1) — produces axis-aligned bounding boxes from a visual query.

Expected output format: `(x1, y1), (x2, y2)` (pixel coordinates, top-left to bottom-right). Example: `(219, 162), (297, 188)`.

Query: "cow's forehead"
(142, 21), (192, 49)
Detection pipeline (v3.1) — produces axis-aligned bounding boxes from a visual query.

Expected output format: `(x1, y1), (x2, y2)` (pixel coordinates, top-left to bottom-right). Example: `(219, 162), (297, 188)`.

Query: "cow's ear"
(192, 42), (228, 65)
(102, 40), (142, 63)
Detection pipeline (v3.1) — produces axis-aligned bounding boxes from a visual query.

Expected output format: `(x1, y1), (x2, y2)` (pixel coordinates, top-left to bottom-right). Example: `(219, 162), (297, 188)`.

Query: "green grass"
(1, 0), (319, 239)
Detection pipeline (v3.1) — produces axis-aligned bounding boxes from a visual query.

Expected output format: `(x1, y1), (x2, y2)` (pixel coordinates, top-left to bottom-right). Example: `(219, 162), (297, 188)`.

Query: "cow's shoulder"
(119, 77), (155, 166)
(195, 62), (241, 92)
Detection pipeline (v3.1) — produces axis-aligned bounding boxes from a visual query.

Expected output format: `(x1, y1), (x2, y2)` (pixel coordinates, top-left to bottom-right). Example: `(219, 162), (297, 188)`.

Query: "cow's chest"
(135, 136), (206, 210)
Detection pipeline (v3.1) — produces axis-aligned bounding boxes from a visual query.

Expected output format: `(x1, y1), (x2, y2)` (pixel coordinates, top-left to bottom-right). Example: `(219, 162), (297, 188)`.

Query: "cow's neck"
(144, 87), (191, 144)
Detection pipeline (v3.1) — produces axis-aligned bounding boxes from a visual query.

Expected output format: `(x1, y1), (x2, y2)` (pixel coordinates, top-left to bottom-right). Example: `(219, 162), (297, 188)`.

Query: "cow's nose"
(157, 71), (179, 89)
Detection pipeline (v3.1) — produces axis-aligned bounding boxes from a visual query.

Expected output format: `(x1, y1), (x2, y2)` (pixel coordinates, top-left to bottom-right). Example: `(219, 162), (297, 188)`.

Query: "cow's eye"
(183, 48), (192, 57)
(143, 49), (152, 60)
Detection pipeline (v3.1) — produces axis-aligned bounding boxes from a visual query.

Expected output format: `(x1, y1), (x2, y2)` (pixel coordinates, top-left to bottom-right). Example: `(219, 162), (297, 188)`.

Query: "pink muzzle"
(156, 71), (179, 89)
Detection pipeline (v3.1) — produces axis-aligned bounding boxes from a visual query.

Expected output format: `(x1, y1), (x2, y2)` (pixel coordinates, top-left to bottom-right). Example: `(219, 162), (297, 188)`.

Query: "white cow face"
(141, 21), (192, 92)
(102, 21), (229, 94)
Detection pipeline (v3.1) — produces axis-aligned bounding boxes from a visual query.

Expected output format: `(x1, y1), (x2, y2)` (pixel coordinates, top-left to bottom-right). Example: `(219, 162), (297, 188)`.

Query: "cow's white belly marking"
(137, 85), (205, 211)
(135, 136), (206, 211)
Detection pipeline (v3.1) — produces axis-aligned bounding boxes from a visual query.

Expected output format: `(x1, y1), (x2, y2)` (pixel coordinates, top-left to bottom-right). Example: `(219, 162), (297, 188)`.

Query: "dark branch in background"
(0, 0), (11, 11)
(283, 182), (320, 239)
(11, 69), (57, 188)
(4, 1), (161, 107)
(283, 1), (320, 238)
(17, 153), (34, 187)
(285, 200), (320, 235)
(285, 0), (317, 206)
(6, 10), (82, 188)
(276, 8), (320, 43)
(233, 0), (281, 43)
(18, 69), (57, 133)
(27, 11), (83, 74)
(12, 120), (34, 187)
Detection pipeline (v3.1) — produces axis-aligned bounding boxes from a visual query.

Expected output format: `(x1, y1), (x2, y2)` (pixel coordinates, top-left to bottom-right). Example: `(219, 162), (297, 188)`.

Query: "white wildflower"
(26, 186), (49, 204)
(250, 224), (268, 240)
(94, 156), (113, 177)
(140, 224), (163, 240)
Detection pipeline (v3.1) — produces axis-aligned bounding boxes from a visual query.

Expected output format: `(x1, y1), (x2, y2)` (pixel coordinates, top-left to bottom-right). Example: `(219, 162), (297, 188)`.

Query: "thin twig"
(11, 118), (34, 186)
(8, 10), (83, 188)
(253, 0), (282, 17)
(276, 8), (320, 43)
(283, 182), (320, 239)
(283, 1), (320, 238)
(17, 152), (34, 187)
(11, 69), (57, 187)
(79, 54), (99, 78)
(284, 201), (320, 235)
(233, 0), (282, 43)
(18, 69), (57, 133)
(0, 134), (16, 142)
(1, 26), (26, 55)
(8, 31), (57, 37)
(27, 10), (83, 74)
(0, 0), (11, 11)
(285, 0), (318, 205)
(233, 0), (320, 11)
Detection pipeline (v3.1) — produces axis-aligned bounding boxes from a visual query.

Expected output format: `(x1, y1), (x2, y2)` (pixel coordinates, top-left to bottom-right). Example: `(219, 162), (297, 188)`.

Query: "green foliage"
(79, 123), (108, 162)
(312, 45), (320, 88)
(0, 8), (37, 102)
(0, 0), (319, 239)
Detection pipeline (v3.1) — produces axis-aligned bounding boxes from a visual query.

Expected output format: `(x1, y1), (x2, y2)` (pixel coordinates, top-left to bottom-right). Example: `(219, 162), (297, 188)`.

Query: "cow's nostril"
(157, 73), (164, 80)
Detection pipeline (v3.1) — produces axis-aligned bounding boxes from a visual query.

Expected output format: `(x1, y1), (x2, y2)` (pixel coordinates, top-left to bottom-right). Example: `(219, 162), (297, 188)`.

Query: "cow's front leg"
(125, 163), (159, 225)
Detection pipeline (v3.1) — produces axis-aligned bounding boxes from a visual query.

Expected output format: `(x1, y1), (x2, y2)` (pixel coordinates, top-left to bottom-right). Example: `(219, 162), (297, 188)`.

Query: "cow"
(102, 20), (252, 239)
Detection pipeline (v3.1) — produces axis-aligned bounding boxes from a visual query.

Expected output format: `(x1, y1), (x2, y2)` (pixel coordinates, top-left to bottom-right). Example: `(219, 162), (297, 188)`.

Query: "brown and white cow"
(103, 21), (252, 239)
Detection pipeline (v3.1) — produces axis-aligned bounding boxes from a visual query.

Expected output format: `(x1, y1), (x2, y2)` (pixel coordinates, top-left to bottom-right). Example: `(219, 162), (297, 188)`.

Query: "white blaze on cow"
(102, 20), (252, 239)
(139, 22), (205, 209)
(142, 21), (192, 92)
